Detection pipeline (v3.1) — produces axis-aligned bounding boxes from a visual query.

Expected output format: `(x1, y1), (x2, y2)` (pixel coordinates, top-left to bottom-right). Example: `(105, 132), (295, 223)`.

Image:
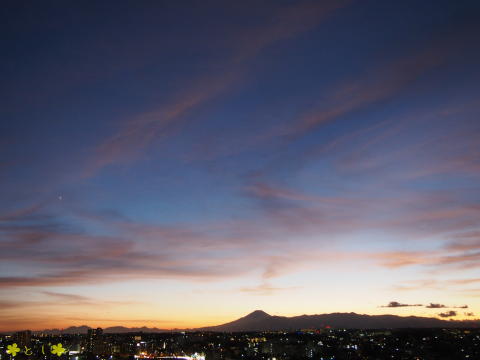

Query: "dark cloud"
(465, 312), (475, 317)
(425, 303), (468, 309)
(381, 301), (422, 308)
(438, 311), (457, 318)
(425, 303), (446, 308)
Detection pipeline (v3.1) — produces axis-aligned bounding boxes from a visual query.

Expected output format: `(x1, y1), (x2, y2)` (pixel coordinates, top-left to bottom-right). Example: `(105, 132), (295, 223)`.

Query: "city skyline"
(1, 1), (480, 332)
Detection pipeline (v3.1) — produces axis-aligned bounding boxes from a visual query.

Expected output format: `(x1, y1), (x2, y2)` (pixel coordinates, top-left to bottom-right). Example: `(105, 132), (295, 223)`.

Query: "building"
(14, 330), (31, 347)
(86, 328), (104, 354)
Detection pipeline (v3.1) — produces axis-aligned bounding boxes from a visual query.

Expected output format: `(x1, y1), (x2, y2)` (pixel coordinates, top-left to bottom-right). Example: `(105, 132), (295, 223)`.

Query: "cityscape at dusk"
(1, 0), (480, 349)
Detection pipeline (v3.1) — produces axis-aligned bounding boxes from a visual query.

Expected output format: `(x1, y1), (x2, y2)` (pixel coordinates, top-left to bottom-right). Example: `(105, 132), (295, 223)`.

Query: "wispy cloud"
(42, 291), (92, 302)
(84, 1), (351, 177)
(0, 203), (349, 290)
(240, 282), (300, 296)
(0, 292), (137, 312)
(258, 27), (475, 144)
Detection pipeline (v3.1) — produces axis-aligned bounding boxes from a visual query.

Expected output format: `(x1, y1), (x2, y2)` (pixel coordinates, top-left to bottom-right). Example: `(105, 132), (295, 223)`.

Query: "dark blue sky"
(1, 0), (480, 330)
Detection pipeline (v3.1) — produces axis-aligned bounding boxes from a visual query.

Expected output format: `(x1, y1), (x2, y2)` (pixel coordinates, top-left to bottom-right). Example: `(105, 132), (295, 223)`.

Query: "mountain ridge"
(197, 311), (479, 332)
(12, 310), (479, 334)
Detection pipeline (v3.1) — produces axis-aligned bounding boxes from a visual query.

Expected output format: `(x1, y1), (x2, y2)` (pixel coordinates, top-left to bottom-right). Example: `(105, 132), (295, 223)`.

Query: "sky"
(1, 0), (480, 332)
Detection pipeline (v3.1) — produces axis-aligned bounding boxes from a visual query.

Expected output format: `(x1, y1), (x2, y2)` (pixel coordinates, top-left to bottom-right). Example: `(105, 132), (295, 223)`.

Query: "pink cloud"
(84, 1), (351, 177)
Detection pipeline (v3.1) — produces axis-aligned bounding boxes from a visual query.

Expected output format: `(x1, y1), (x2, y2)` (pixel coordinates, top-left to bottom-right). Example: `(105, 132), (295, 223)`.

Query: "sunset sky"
(1, 0), (480, 332)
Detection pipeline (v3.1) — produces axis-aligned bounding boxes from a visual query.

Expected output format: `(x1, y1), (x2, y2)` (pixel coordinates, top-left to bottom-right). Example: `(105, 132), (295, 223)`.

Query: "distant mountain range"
(34, 325), (170, 335)
(30, 310), (479, 334)
(198, 310), (479, 331)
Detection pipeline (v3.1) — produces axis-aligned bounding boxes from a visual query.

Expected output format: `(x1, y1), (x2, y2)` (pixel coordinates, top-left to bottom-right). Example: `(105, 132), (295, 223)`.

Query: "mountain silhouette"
(34, 325), (168, 335)
(28, 310), (479, 334)
(198, 311), (479, 331)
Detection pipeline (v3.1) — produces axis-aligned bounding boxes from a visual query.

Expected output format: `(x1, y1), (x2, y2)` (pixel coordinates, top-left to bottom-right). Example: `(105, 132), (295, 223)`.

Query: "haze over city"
(1, 0), (480, 333)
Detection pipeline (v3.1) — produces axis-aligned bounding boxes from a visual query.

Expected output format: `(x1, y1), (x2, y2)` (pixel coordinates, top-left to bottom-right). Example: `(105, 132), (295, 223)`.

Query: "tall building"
(14, 330), (32, 347)
(86, 328), (103, 353)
